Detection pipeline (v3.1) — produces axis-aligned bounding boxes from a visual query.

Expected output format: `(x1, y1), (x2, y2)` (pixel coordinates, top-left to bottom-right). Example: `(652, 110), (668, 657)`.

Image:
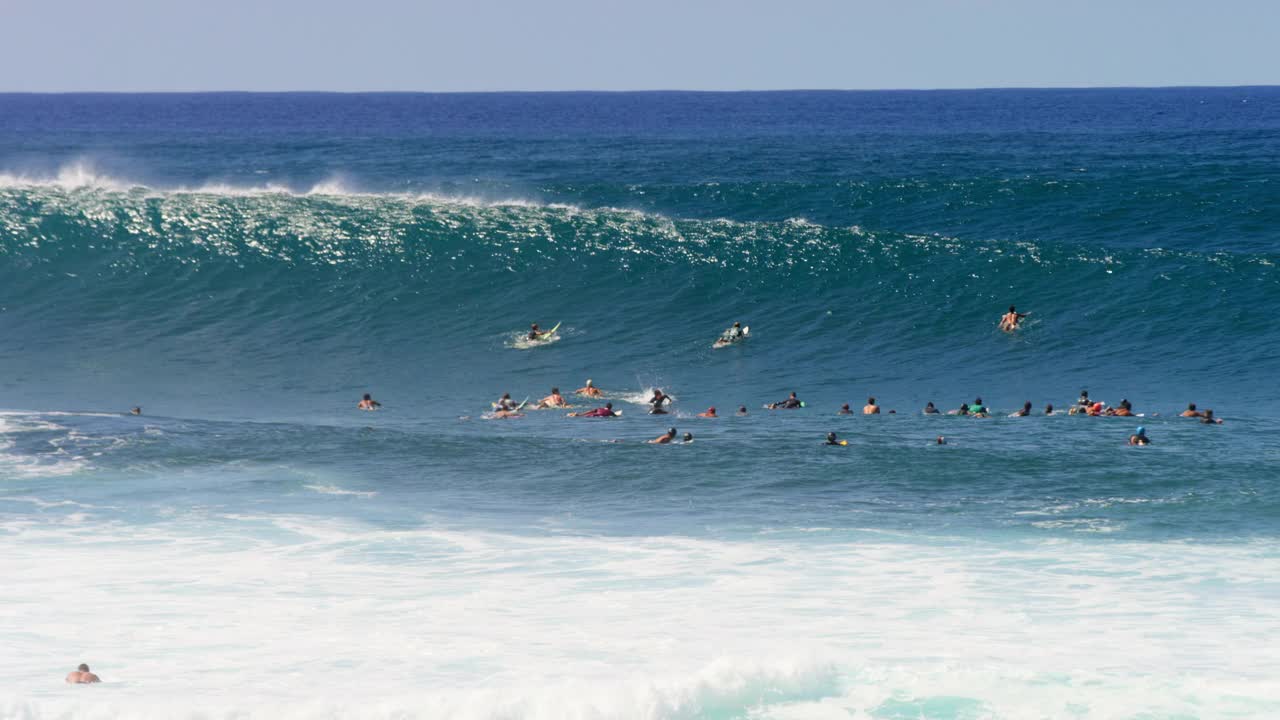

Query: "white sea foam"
(302, 484), (377, 498)
(0, 161), (587, 212)
(0, 516), (1276, 718)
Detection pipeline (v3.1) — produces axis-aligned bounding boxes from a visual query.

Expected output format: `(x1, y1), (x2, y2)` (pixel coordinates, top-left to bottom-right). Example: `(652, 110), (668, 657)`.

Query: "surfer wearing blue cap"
(1128, 427), (1151, 445)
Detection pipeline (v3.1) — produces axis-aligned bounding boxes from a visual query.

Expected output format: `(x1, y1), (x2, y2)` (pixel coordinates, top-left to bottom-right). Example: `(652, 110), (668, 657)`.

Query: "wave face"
(3, 90), (1280, 719)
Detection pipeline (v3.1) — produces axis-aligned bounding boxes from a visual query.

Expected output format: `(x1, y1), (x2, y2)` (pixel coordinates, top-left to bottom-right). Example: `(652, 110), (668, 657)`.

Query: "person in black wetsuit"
(768, 392), (802, 410)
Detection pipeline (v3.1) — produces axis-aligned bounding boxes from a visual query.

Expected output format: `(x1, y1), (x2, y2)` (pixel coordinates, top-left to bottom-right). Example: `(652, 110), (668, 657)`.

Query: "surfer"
(1180, 403), (1203, 418)
(1128, 427), (1151, 445)
(697, 407), (718, 418)
(949, 403), (970, 416)
(569, 403), (618, 418)
(1012, 401), (1032, 417)
(936, 436), (947, 445)
(863, 397), (880, 415)
(1078, 390), (1091, 407)
(1045, 403), (1055, 415)
(999, 305), (1029, 332)
(715, 322), (747, 346)
(1201, 409), (1224, 424)
(825, 432), (847, 446)
(538, 387), (567, 408)
(682, 432), (694, 443)
(648, 389), (672, 414)
(129, 406), (142, 415)
(767, 392), (802, 410)
(494, 393), (517, 411)
(737, 406), (748, 416)
(357, 393), (381, 411)
(923, 402), (940, 415)
(66, 664), (100, 684)
(488, 409), (523, 419)
(575, 379), (604, 397)
(838, 403), (853, 415)
(1110, 399), (1134, 417)
(650, 428), (677, 444)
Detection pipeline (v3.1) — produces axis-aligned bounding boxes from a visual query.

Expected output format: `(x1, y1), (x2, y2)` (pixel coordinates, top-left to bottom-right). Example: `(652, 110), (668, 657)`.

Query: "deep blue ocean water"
(1, 89), (1279, 719)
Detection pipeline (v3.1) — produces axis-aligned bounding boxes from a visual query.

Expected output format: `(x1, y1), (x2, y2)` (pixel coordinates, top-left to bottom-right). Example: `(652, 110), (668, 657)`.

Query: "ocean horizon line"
(1, 83), (1278, 96)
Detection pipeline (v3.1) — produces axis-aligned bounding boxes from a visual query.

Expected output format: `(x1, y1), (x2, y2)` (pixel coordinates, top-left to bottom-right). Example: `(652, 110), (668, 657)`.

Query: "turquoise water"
(1, 90), (1278, 718)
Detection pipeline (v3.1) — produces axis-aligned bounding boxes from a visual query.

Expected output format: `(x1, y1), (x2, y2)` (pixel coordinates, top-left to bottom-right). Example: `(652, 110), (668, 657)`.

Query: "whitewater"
(2, 89), (1279, 719)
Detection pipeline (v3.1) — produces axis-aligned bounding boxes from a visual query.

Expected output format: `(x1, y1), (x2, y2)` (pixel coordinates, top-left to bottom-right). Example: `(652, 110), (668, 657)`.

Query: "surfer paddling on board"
(357, 393), (381, 411)
(66, 664), (100, 684)
(714, 321), (748, 347)
(650, 428), (678, 444)
(575, 379), (604, 397)
(569, 402), (619, 418)
(538, 388), (567, 409)
(767, 392), (802, 410)
(494, 393), (518, 411)
(999, 305), (1030, 332)
(527, 323), (556, 341)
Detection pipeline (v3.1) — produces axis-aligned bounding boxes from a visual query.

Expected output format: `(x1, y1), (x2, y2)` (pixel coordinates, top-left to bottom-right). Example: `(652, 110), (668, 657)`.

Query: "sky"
(2, 0), (1277, 91)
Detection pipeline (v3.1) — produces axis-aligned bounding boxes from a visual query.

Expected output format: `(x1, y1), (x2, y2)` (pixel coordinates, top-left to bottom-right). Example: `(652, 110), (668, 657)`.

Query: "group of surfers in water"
(353, 311), (1224, 446)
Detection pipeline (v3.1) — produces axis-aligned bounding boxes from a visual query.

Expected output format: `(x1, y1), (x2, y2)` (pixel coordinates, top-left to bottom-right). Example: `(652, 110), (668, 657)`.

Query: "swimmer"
(999, 305), (1029, 332)
(923, 402), (940, 415)
(737, 406), (748, 416)
(569, 402), (619, 418)
(1012, 401), (1032, 417)
(824, 432), (848, 446)
(575, 379), (604, 397)
(494, 393), (517, 411)
(1181, 403), (1203, 418)
(697, 407), (718, 418)
(1201, 409), (1224, 424)
(357, 393), (381, 411)
(863, 397), (880, 415)
(767, 392), (802, 410)
(66, 664), (100, 684)
(129, 407), (142, 416)
(537, 387), (567, 409)
(682, 432), (694, 443)
(1045, 403), (1054, 415)
(838, 403), (853, 415)
(1128, 426), (1151, 445)
(650, 427), (677, 444)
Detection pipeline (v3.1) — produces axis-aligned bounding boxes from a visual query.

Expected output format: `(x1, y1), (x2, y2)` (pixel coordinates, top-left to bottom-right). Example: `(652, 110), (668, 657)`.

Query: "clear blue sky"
(3, 0), (1277, 91)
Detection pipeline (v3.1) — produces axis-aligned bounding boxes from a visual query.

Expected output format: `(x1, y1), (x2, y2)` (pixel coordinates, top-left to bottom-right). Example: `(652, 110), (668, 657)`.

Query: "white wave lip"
(0, 161), (587, 211)
(1, 516), (1278, 718)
